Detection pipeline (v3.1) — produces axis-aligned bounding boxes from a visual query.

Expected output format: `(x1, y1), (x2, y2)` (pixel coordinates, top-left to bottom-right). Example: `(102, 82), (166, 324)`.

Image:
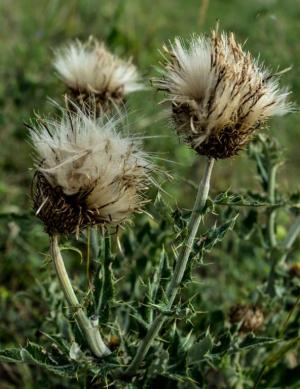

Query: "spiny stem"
(125, 157), (214, 375)
(50, 234), (111, 357)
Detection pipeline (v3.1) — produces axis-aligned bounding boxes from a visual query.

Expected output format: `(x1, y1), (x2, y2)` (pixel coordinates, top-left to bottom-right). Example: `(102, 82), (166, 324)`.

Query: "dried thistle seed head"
(153, 30), (293, 159)
(30, 109), (151, 235)
(289, 263), (300, 278)
(229, 304), (264, 333)
(54, 37), (143, 114)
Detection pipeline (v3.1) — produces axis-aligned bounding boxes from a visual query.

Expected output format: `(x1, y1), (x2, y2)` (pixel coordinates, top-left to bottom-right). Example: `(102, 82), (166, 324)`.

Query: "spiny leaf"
(0, 348), (23, 363)
(187, 333), (213, 365)
(264, 336), (300, 366)
(239, 334), (279, 350)
(146, 247), (170, 323)
(196, 212), (239, 257)
(0, 343), (75, 378)
(214, 191), (276, 208)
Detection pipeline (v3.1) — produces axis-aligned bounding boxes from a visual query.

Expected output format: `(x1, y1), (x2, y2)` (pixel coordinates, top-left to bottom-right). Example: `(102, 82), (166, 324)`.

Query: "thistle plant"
(54, 37), (145, 262)
(54, 37), (143, 114)
(1, 26), (300, 389)
(152, 30), (292, 159)
(29, 108), (151, 357)
(125, 29), (292, 374)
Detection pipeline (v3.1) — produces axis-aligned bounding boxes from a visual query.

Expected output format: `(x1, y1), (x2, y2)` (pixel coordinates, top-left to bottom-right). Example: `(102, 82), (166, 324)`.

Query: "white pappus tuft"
(153, 30), (293, 159)
(30, 108), (152, 235)
(54, 37), (144, 113)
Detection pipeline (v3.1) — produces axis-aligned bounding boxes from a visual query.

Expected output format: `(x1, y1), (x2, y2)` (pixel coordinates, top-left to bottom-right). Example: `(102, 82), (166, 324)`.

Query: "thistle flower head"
(153, 30), (293, 159)
(229, 304), (264, 333)
(54, 38), (143, 113)
(30, 109), (151, 235)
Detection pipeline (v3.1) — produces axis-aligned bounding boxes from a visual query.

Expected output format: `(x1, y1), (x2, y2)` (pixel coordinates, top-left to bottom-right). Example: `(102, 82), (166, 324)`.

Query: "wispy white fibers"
(54, 37), (144, 97)
(30, 108), (152, 235)
(153, 30), (293, 158)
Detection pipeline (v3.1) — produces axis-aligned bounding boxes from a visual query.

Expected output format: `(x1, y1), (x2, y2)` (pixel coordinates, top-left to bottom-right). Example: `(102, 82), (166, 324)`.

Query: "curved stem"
(126, 157), (214, 375)
(50, 234), (111, 357)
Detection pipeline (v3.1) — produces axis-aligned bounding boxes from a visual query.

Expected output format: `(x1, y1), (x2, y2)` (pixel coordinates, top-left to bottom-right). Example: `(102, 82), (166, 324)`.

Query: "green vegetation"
(1, 0), (300, 388)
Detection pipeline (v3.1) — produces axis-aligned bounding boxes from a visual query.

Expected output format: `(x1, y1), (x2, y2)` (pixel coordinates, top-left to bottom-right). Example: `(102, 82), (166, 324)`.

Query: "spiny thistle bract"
(54, 37), (143, 114)
(153, 30), (292, 159)
(30, 109), (151, 236)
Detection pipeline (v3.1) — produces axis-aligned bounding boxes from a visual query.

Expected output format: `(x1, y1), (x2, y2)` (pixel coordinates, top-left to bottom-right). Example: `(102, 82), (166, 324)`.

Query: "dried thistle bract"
(30, 109), (151, 235)
(153, 30), (292, 159)
(229, 304), (264, 333)
(54, 38), (143, 114)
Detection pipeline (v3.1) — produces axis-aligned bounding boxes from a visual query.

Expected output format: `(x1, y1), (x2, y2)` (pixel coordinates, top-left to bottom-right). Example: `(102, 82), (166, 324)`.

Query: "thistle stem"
(278, 214), (300, 266)
(282, 214), (300, 251)
(265, 164), (279, 296)
(49, 234), (111, 357)
(126, 157), (214, 375)
(90, 227), (100, 261)
(267, 164), (278, 248)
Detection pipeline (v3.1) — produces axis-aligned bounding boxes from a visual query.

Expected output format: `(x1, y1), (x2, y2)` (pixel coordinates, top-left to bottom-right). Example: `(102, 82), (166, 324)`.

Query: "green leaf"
(187, 333), (213, 365)
(20, 342), (75, 378)
(0, 344), (75, 378)
(239, 334), (279, 350)
(214, 191), (271, 208)
(0, 348), (23, 363)
(197, 212), (239, 257)
(59, 245), (83, 262)
(264, 336), (300, 367)
(94, 236), (114, 323)
(146, 247), (170, 323)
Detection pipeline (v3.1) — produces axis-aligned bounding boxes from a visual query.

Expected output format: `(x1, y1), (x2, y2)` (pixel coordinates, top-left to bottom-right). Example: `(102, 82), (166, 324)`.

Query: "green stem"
(267, 165), (278, 248)
(282, 214), (300, 251)
(265, 165), (278, 296)
(253, 365), (266, 389)
(50, 235), (111, 357)
(90, 227), (100, 261)
(126, 157), (215, 375)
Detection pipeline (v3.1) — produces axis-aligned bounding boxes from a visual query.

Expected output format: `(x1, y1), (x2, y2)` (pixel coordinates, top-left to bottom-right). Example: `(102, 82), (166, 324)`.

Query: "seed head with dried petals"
(153, 30), (293, 159)
(54, 38), (144, 114)
(30, 109), (151, 236)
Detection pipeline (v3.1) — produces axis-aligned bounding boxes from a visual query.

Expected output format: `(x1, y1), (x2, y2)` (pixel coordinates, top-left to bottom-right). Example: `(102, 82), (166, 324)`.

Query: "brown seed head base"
(229, 304), (264, 333)
(32, 172), (108, 236)
(289, 263), (300, 278)
(153, 29), (290, 159)
(67, 87), (125, 116)
(172, 102), (258, 159)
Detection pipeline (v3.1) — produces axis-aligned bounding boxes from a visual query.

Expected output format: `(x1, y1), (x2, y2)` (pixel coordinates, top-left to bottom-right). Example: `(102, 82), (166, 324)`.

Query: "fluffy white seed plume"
(54, 37), (144, 113)
(30, 109), (151, 235)
(153, 30), (293, 159)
